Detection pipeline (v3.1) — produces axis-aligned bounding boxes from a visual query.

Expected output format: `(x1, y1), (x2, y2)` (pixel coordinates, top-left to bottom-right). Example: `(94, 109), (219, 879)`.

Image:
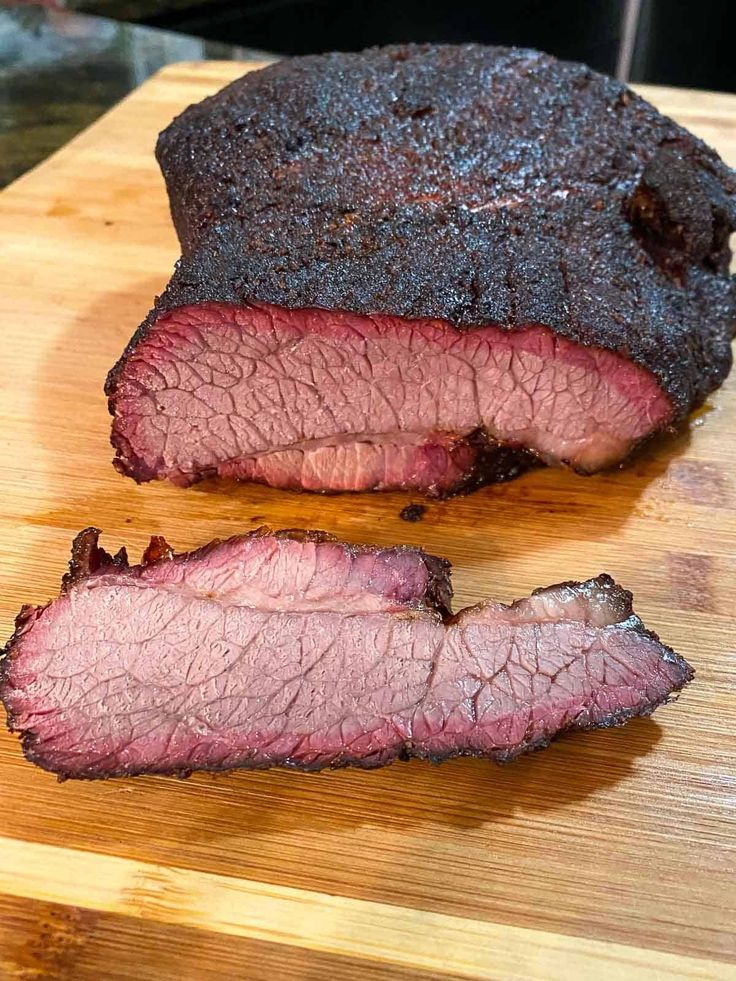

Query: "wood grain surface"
(0, 61), (735, 980)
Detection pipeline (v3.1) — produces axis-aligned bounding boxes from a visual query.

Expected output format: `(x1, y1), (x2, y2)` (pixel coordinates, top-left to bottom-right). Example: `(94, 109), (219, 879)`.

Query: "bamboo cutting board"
(0, 61), (735, 980)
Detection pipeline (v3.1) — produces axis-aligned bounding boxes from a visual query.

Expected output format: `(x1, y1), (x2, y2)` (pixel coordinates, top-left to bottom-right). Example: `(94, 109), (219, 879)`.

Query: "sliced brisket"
(106, 44), (736, 494)
(1, 528), (692, 780)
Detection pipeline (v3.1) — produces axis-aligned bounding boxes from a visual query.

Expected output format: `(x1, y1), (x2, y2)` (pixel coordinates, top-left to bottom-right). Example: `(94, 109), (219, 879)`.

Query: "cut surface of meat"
(111, 302), (672, 491)
(1, 528), (693, 780)
(107, 43), (736, 494)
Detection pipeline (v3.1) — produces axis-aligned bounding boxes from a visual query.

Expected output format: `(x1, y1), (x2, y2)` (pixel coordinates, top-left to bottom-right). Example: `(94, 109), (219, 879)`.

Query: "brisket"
(106, 44), (736, 494)
(1, 528), (692, 780)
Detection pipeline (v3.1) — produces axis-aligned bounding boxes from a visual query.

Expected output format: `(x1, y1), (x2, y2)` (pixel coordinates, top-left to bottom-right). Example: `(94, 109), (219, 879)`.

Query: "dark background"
(73, 0), (735, 91)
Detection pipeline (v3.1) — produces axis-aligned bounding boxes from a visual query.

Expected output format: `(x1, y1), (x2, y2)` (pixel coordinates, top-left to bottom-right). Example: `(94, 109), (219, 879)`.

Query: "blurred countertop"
(0, 5), (268, 187)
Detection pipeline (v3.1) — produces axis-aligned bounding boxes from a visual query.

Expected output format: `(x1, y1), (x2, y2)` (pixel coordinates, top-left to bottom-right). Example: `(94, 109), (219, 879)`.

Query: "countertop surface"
(0, 6), (268, 187)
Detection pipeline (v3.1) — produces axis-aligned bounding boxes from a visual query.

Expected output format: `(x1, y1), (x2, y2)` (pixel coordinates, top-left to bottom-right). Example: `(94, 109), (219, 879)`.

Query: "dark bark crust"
(107, 43), (736, 423)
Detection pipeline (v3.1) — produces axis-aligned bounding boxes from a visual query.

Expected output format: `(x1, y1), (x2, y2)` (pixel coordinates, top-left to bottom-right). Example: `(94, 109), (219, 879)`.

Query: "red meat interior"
(4, 536), (687, 777)
(110, 302), (673, 490)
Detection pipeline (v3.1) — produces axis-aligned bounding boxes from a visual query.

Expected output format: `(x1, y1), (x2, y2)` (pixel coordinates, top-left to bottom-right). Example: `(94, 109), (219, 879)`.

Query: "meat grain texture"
(1, 529), (692, 779)
(107, 44), (736, 495)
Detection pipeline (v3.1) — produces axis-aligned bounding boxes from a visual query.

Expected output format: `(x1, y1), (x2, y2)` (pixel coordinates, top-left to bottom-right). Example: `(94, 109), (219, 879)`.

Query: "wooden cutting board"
(0, 61), (735, 980)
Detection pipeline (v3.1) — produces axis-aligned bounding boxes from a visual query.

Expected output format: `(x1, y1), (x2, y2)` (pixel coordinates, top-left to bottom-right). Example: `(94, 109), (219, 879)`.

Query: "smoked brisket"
(1, 528), (692, 779)
(105, 45), (736, 492)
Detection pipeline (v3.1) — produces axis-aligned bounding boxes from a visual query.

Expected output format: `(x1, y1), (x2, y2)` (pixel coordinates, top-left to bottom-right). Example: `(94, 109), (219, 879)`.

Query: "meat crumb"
(400, 503), (427, 522)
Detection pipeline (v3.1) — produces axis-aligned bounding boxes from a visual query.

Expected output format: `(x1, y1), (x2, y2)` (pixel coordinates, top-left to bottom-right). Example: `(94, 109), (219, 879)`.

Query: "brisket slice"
(106, 44), (736, 494)
(1, 528), (692, 780)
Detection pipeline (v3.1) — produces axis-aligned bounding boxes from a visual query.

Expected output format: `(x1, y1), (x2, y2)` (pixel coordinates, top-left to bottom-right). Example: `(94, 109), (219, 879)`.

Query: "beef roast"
(106, 44), (736, 495)
(1, 527), (692, 779)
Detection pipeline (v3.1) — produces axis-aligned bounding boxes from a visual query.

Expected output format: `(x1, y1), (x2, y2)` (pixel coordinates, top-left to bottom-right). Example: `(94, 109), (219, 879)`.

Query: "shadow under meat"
(165, 717), (665, 836)
(0, 716), (663, 848)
